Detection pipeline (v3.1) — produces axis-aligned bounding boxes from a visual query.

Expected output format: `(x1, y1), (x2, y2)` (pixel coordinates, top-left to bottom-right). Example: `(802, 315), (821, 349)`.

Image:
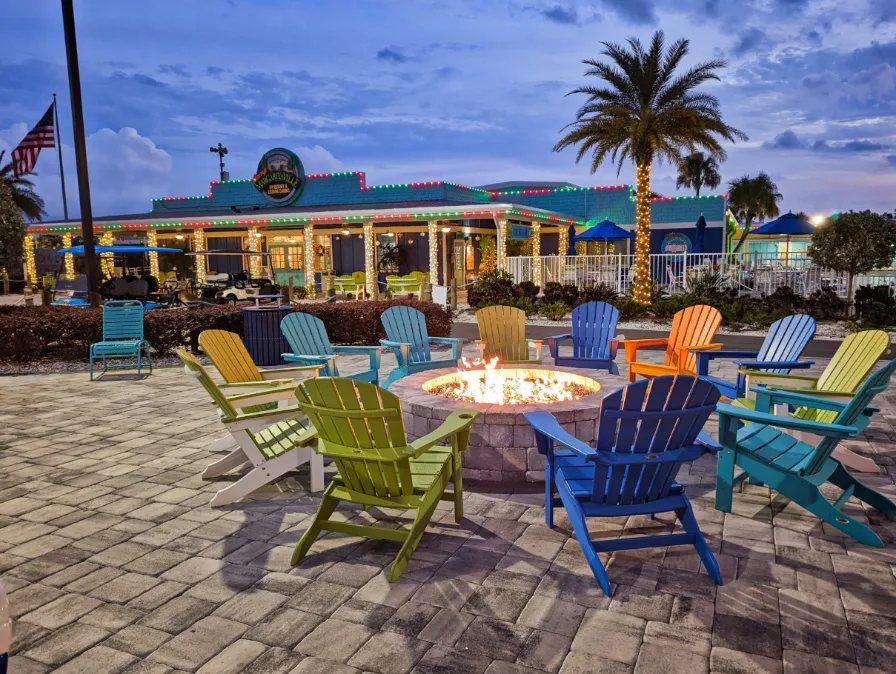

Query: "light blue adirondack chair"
(89, 300), (152, 380)
(380, 305), (464, 389)
(280, 312), (381, 384)
(715, 358), (896, 547)
(545, 301), (621, 374)
(694, 313), (816, 398)
(525, 376), (723, 596)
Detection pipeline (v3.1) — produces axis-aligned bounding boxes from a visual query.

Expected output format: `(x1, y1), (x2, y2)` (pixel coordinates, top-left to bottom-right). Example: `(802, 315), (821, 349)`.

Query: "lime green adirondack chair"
(177, 350), (324, 505)
(291, 378), (479, 581)
(736, 329), (890, 472)
(475, 305), (543, 363)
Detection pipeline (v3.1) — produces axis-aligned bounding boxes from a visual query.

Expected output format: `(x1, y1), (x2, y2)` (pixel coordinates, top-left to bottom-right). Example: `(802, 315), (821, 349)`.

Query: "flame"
(450, 356), (578, 405)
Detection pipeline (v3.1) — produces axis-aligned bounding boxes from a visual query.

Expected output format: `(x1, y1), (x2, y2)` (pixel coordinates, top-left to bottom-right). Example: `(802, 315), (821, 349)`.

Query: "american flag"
(11, 103), (55, 176)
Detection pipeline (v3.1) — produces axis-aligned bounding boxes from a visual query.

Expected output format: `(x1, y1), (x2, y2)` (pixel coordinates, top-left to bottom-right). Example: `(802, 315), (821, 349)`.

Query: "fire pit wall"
(390, 365), (620, 482)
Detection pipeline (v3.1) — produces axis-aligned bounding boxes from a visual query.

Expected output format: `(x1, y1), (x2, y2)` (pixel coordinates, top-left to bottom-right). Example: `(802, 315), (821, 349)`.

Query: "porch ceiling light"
(441, 226), (451, 233)
(342, 229), (350, 235)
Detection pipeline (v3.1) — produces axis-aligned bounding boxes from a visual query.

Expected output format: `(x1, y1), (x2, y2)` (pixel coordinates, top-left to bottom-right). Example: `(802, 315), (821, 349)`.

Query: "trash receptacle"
(242, 305), (293, 366)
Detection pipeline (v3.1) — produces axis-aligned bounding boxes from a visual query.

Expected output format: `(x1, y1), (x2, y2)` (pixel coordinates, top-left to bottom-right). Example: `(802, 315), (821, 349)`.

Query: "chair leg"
(381, 367), (406, 390)
(292, 482), (341, 566)
(609, 362), (619, 376)
(545, 455), (555, 528)
(715, 448), (736, 513)
(209, 435), (238, 453)
(676, 502), (722, 585)
(390, 488), (441, 582)
(831, 447), (881, 473)
(309, 453), (325, 493)
(202, 448), (249, 479)
(828, 463), (896, 515)
(452, 448), (464, 522)
(555, 476), (612, 595)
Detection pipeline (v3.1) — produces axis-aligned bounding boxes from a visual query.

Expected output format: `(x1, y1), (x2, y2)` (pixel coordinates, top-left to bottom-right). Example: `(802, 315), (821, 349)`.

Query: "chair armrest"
(379, 340), (411, 368)
(594, 444), (706, 466)
(225, 386), (299, 409)
(739, 370), (819, 383)
(751, 387), (850, 414)
(259, 364), (324, 379)
(696, 430), (721, 455)
(621, 338), (668, 363)
(716, 403), (858, 438)
(220, 379), (295, 388)
(545, 334), (572, 359)
(429, 337), (465, 360)
(697, 350), (760, 360)
(527, 339), (544, 360)
(333, 345), (381, 370)
(408, 410), (480, 456)
(523, 410), (596, 459)
(224, 406), (310, 430)
(734, 359), (814, 370)
(768, 387), (856, 398)
(282, 354), (332, 364)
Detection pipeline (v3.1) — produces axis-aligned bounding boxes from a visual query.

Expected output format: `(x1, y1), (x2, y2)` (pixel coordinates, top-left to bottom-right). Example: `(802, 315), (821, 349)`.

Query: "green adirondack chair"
(716, 358), (896, 547)
(290, 378), (479, 581)
(736, 330), (890, 472)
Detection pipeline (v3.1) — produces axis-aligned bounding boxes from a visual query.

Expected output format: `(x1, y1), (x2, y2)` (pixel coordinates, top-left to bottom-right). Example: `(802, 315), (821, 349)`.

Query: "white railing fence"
(504, 253), (896, 299)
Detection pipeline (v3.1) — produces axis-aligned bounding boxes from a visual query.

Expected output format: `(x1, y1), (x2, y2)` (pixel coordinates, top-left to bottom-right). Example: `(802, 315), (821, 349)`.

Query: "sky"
(0, 0), (894, 222)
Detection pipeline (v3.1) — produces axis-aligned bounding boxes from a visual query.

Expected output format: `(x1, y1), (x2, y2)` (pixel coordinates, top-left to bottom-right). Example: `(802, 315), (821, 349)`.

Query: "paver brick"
(148, 616), (246, 670)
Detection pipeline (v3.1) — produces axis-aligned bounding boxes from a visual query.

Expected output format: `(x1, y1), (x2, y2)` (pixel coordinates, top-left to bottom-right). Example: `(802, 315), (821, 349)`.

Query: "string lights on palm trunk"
(304, 224), (316, 297)
(146, 230), (159, 277)
(363, 221), (376, 298)
(193, 230), (206, 284)
(62, 232), (75, 279)
(632, 162), (653, 304)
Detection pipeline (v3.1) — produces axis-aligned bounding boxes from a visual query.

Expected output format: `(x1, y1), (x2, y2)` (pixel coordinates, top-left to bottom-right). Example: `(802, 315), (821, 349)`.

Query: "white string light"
(304, 223), (316, 297)
(632, 162), (652, 304)
(62, 232), (74, 279)
(531, 222), (541, 287)
(146, 229), (159, 277)
(193, 229), (206, 284)
(363, 221), (375, 297)
(428, 220), (439, 286)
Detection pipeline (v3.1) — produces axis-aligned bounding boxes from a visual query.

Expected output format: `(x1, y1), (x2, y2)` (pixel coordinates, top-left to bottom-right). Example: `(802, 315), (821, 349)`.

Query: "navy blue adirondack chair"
(525, 376), (723, 596)
(546, 301), (622, 375)
(694, 314), (816, 398)
(380, 305), (464, 388)
(280, 312), (381, 384)
(716, 358), (896, 547)
(89, 300), (152, 380)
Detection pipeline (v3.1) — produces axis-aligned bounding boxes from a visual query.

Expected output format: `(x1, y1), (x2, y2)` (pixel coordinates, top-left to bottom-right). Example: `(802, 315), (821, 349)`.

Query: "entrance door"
(453, 240), (466, 287)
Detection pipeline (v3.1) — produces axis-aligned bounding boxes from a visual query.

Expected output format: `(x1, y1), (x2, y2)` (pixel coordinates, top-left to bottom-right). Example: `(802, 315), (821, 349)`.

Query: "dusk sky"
(1, 0), (894, 221)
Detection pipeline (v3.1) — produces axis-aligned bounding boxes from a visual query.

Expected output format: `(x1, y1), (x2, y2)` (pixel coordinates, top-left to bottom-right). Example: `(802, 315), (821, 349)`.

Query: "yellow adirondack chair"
(199, 329), (317, 389)
(475, 305), (543, 363)
(177, 349), (324, 504)
(291, 378), (479, 581)
(736, 329), (891, 472)
(621, 305), (723, 382)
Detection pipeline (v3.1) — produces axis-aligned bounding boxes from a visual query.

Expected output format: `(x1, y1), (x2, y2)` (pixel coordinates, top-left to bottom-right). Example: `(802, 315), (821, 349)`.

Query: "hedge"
(0, 300), (453, 363)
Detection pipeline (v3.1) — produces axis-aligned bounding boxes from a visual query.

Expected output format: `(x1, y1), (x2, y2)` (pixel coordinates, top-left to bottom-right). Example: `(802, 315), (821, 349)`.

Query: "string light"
(62, 233), (74, 279)
(23, 234), (37, 287)
(146, 229), (159, 277)
(531, 222), (541, 287)
(363, 221), (375, 297)
(193, 230), (206, 284)
(632, 162), (653, 305)
(99, 232), (114, 277)
(496, 217), (508, 271)
(428, 221), (440, 286)
(247, 227), (261, 278)
(304, 223), (316, 298)
(558, 225), (569, 277)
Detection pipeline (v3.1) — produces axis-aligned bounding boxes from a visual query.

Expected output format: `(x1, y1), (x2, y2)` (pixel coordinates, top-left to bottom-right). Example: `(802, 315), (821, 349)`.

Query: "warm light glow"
(175, 234), (184, 240)
(304, 224), (315, 297)
(428, 221), (440, 286)
(99, 232), (114, 277)
(441, 226), (451, 233)
(631, 162), (653, 304)
(247, 227), (261, 278)
(558, 225), (569, 276)
(62, 233), (74, 279)
(496, 217), (508, 270)
(193, 230), (206, 283)
(363, 221), (376, 297)
(423, 357), (599, 405)
(811, 214), (825, 225)
(531, 222), (541, 287)
(23, 234), (37, 286)
(341, 229), (350, 235)
(146, 229), (159, 278)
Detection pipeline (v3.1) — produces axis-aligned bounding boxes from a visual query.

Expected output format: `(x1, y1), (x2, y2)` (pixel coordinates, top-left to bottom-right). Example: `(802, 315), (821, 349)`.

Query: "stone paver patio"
(1, 345), (896, 673)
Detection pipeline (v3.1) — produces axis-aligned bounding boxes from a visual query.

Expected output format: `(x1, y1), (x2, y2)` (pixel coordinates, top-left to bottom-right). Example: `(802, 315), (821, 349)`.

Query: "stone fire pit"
(390, 364), (625, 482)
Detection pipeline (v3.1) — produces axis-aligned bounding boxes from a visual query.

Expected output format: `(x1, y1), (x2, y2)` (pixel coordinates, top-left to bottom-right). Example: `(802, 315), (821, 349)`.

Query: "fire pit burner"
(424, 367), (599, 405)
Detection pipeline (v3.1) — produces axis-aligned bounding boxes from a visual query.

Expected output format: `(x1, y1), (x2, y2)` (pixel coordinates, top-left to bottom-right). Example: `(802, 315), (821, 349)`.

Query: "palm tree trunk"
(695, 184), (701, 197)
(632, 162), (653, 304)
(731, 216), (753, 254)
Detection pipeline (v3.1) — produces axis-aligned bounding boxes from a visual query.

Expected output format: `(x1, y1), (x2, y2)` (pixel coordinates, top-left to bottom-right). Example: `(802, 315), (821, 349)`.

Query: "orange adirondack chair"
(622, 305), (723, 382)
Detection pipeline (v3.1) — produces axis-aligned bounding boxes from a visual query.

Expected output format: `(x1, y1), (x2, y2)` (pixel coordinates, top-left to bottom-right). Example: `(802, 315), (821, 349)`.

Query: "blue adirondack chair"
(380, 305), (464, 389)
(280, 312), (381, 384)
(695, 314), (816, 398)
(545, 301), (621, 374)
(525, 376), (723, 596)
(716, 358), (896, 547)
(89, 300), (152, 380)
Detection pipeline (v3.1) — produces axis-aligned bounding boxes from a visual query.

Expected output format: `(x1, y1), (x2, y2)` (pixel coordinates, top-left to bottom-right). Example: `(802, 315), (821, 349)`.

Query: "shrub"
(513, 297), (537, 317)
(467, 270), (520, 310)
(517, 281), (540, 302)
(806, 286), (847, 321)
(577, 283), (619, 306)
(543, 282), (579, 306)
(683, 268), (729, 299)
(762, 286), (808, 315)
(858, 302), (894, 329)
(540, 302), (570, 320)
(618, 299), (649, 321)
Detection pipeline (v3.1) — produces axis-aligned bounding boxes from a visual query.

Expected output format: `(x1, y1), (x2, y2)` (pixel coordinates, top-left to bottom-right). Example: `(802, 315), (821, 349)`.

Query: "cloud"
(206, 66), (226, 77)
(158, 64), (189, 78)
(775, 0), (808, 12)
(376, 47), (407, 65)
(538, 5), (580, 24)
(294, 145), (343, 174)
(732, 27), (769, 57)
(601, 0), (655, 24)
(887, 155), (896, 167)
(764, 129), (805, 150)
(764, 130), (889, 154)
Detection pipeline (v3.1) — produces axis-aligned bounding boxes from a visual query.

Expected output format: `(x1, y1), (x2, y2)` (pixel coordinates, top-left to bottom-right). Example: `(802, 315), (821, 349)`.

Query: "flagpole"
(52, 94), (69, 221)
(60, 0), (100, 307)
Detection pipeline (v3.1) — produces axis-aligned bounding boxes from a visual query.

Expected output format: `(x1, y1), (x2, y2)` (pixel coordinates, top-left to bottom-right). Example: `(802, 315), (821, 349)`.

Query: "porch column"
(558, 225), (569, 277)
(23, 234), (37, 285)
(146, 229), (159, 278)
(192, 229), (206, 284)
(304, 223), (316, 297)
(495, 216), (508, 271)
(62, 232), (75, 279)
(99, 231), (114, 277)
(531, 222), (541, 287)
(427, 220), (439, 286)
(247, 227), (260, 278)
(363, 221), (376, 298)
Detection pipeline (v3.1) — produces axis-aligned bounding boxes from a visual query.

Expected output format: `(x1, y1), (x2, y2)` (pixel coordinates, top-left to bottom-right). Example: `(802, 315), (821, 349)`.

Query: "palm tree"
(0, 150), (47, 222)
(554, 31), (746, 303)
(728, 173), (782, 253)
(675, 152), (721, 196)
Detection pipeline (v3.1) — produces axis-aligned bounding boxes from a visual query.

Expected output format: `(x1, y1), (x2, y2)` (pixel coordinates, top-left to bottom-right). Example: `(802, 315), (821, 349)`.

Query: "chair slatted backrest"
(199, 330), (262, 383)
(571, 301), (619, 359)
(594, 376), (720, 506)
(382, 306), (431, 364)
(665, 305), (722, 373)
(281, 313), (335, 358)
(794, 330), (890, 423)
(803, 358), (896, 475)
(756, 314), (816, 373)
(102, 300), (145, 341)
(295, 378), (414, 498)
(176, 349), (239, 420)
(476, 305), (529, 361)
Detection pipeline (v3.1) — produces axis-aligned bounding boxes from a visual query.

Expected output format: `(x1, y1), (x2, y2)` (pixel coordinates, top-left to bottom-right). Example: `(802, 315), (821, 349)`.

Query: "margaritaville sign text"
(253, 148), (306, 205)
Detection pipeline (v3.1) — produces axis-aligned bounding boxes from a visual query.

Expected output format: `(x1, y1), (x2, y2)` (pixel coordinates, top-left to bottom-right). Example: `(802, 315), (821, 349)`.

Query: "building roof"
(475, 180), (581, 191)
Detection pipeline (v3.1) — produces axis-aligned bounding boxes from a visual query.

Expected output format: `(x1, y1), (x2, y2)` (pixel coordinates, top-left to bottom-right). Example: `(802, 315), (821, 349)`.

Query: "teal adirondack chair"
(281, 312), (381, 385)
(380, 305), (464, 388)
(716, 358), (896, 547)
(89, 300), (152, 380)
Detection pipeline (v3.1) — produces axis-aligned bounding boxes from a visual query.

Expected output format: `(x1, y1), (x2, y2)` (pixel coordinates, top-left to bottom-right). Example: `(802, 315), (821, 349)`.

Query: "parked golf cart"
(186, 250), (280, 304)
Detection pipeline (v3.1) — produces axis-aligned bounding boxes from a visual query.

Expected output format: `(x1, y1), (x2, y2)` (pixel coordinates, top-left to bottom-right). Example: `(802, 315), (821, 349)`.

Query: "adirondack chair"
(290, 378), (479, 581)
(281, 312), (381, 385)
(736, 329), (890, 472)
(177, 349), (324, 505)
(525, 376), (723, 596)
(199, 329), (317, 389)
(89, 300), (152, 380)
(621, 305), (722, 382)
(694, 314), (816, 398)
(475, 305), (543, 363)
(716, 358), (896, 547)
(545, 301), (622, 374)
(380, 305), (465, 388)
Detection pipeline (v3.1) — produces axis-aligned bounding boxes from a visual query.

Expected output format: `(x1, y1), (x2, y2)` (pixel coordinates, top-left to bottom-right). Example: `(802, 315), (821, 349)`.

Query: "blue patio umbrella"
(749, 212), (813, 266)
(573, 219), (635, 243)
(693, 215), (707, 254)
(566, 224), (578, 256)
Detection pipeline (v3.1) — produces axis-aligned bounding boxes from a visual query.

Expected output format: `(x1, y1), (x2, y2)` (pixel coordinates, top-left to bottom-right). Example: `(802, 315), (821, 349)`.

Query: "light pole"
(210, 143), (228, 182)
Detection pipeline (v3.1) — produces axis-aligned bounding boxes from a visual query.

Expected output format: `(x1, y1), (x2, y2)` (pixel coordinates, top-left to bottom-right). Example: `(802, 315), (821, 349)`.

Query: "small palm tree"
(554, 30), (746, 303)
(728, 173), (782, 253)
(675, 152), (721, 197)
(0, 150), (47, 222)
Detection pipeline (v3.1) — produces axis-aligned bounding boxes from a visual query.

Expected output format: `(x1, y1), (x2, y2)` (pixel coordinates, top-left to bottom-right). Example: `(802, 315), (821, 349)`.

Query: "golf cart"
(186, 250), (280, 304)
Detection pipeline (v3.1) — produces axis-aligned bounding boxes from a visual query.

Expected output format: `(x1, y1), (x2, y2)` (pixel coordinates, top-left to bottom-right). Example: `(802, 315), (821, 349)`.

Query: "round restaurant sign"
(661, 232), (692, 255)
(252, 148), (305, 205)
